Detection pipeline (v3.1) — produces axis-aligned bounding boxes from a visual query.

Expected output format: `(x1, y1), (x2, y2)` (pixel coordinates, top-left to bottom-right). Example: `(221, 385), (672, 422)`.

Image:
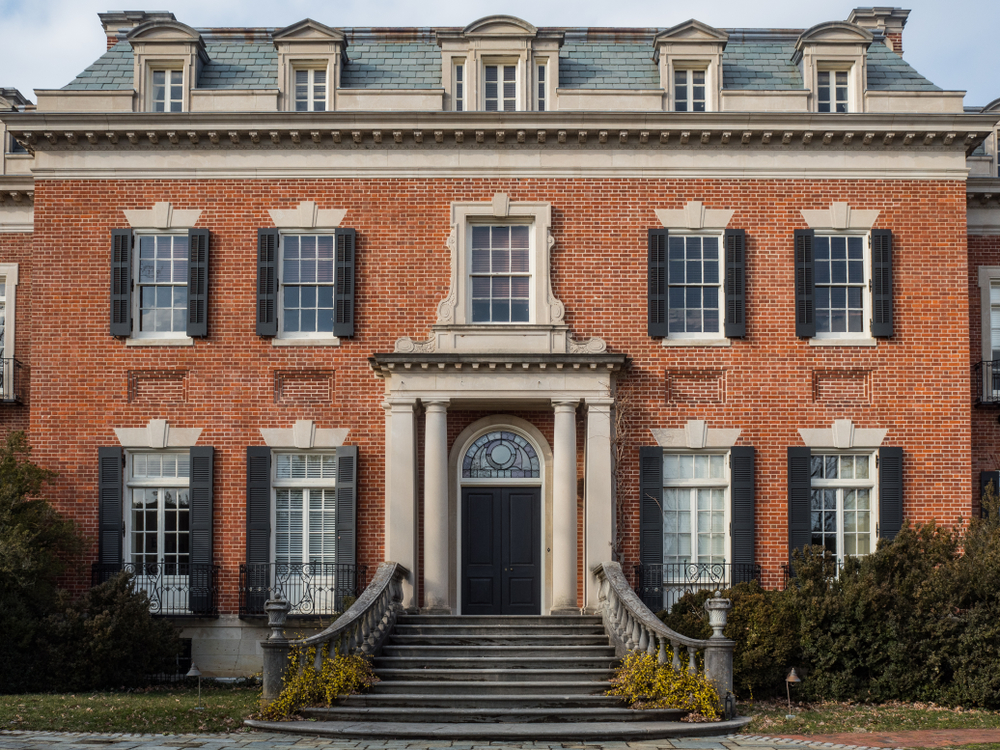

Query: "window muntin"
(454, 63), (465, 112)
(128, 453), (191, 573)
(818, 70), (848, 113)
(668, 234), (722, 336)
(814, 235), (866, 335)
(294, 68), (327, 112)
(810, 453), (875, 561)
(990, 282), (1000, 362)
(151, 69), (183, 112)
(272, 452), (337, 568)
(674, 69), (706, 112)
(470, 225), (530, 324)
(280, 235), (335, 337)
(536, 63), (546, 111)
(662, 453), (728, 567)
(485, 64), (517, 112)
(0, 276), (6, 360)
(136, 234), (189, 337)
(462, 431), (540, 479)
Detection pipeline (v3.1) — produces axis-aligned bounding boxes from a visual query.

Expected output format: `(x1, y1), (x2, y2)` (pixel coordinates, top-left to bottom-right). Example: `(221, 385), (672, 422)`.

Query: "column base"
(419, 605), (453, 615)
(549, 607), (583, 616)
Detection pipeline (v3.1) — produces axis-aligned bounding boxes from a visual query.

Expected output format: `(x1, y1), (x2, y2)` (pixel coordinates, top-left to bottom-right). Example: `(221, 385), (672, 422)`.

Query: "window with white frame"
(662, 453), (728, 568)
(470, 224), (531, 323)
(810, 453), (876, 561)
(273, 453), (337, 568)
(814, 234), (867, 337)
(817, 69), (849, 113)
(127, 452), (191, 573)
(536, 62), (547, 111)
(673, 68), (706, 112)
(990, 281), (1000, 363)
(454, 62), (465, 112)
(294, 67), (328, 112)
(0, 265), (18, 399)
(150, 69), (183, 112)
(484, 63), (517, 112)
(667, 234), (723, 337)
(135, 234), (189, 338)
(280, 234), (335, 338)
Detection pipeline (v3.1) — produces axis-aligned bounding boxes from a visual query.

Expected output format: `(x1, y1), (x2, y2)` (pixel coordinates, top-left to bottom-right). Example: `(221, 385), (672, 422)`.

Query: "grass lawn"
(0, 682), (259, 734)
(742, 699), (1000, 737)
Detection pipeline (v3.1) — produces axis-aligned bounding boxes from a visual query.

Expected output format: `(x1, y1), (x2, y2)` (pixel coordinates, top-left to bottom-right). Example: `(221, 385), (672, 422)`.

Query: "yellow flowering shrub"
(606, 650), (720, 719)
(261, 642), (378, 720)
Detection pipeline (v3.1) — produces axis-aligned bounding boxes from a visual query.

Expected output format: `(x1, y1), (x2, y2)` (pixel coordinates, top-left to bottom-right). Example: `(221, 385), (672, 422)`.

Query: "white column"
(551, 398), (579, 614)
(584, 398), (615, 613)
(422, 399), (451, 614)
(384, 398), (418, 611)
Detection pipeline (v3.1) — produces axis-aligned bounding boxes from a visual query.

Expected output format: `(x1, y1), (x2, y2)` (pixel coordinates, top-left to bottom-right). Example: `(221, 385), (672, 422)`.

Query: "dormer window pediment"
(273, 18), (346, 44)
(794, 20), (871, 114)
(653, 18), (726, 112)
(128, 19), (207, 113)
(462, 15), (537, 38)
(273, 18), (348, 112)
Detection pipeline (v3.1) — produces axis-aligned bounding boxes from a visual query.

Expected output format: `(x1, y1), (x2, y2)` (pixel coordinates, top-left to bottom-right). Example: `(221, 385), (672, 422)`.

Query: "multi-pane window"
(151, 69), (183, 112)
(990, 282), (1000, 363)
(814, 235), (865, 335)
(294, 68), (327, 112)
(128, 453), (191, 573)
(470, 225), (530, 323)
(137, 235), (188, 336)
(668, 235), (722, 335)
(281, 235), (334, 336)
(818, 70), (848, 113)
(536, 64), (546, 111)
(674, 69), (706, 112)
(485, 64), (517, 112)
(662, 454), (728, 567)
(810, 454), (875, 561)
(454, 63), (465, 112)
(273, 453), (337, 567)
(0, 275), (6, 361)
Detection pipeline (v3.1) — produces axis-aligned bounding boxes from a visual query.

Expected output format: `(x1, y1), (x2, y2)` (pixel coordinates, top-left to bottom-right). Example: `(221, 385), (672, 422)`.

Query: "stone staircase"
(300, 614), (687, 724)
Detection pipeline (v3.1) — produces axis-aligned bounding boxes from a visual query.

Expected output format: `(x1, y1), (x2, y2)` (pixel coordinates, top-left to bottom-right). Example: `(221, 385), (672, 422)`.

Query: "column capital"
(383, 398), (419, 413)
(552, 398), (580, 411)
(585, 397), (615, 410)
(422, 398), (451, 412)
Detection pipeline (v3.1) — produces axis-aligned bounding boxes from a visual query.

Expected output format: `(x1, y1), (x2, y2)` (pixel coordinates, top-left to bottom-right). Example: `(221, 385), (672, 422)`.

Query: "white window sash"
(812, 232), (872, 339)
(132, 232), (191, 339)
(810, 452), (878, 562)
(277, 232), (338, 339)
(662, 452), (731, 574)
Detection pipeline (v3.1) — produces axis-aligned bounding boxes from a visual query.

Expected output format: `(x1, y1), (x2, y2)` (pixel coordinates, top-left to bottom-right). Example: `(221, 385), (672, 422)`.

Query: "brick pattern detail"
(128, 369), (188, 403)
(274, 369), (334, 405)
(667, 369), (725, 404)
(812, 369), (871, 406)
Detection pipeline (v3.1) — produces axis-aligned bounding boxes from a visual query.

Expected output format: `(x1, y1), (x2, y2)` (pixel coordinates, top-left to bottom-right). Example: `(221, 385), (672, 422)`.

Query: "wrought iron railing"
(974, 360), (1000, 405)
(239, 562), (367, 617)
(0, 358), (25, 402)
(633, 562), (763, 612)
(90, 562), (220, 616)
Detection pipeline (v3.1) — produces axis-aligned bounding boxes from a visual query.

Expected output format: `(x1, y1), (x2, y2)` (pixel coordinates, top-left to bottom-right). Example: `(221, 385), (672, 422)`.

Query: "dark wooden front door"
(461, 486), (541, 615)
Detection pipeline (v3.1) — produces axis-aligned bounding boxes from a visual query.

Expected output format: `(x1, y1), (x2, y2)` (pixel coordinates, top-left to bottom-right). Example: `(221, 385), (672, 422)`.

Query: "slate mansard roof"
(61, 25), (941, 93)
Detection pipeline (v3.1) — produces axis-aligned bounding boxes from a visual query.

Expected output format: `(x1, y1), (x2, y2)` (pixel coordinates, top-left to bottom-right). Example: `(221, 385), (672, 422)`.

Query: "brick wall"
(969, 233), (1000, 517)
(29, 178), (971, 606)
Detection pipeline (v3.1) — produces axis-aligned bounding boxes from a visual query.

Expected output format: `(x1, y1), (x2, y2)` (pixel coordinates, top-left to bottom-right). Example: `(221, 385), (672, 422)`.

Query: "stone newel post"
(260, 597), (292, 706)
(703, 591), (735, 704)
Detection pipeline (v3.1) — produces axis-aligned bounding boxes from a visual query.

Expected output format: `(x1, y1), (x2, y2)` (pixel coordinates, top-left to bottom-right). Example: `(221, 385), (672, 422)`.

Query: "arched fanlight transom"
(461, 430), (540, 479)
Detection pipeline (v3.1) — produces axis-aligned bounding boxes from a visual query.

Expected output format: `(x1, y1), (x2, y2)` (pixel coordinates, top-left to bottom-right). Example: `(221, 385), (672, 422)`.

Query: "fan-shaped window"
(462, 431), (540, 479)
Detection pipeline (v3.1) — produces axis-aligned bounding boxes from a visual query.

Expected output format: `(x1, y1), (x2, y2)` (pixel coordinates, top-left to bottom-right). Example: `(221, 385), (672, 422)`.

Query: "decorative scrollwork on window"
(462, 431), (539, 479)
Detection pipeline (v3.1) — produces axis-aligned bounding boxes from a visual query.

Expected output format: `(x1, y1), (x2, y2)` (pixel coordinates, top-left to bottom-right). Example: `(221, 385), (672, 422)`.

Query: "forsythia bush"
(606, 651), (720, 719)
(262, 643), (378, 720)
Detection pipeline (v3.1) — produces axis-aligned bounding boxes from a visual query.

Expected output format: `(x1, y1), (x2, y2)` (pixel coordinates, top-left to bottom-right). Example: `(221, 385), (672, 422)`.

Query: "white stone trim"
(977, 266), (1000, 366)
(798, 418), (887, 449)
(808, 337), (877, 347)
(651, 420), (742, 449)
(661, 337), (731, 348)
(125, 337), (194, 347)
(259, 420), (349, 449)
(800, 202), (880, 231)
(655, 201), (734, 230)
(268, 201), (346, 229)
(271, 336), (341, 347)
(124, 201), (202, 229)
(114, 418), (203, 448)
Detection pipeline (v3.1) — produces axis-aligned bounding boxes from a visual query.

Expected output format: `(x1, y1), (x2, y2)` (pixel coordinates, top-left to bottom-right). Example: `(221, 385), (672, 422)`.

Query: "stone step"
(386, 633), (611, 647)
(336, 693), (623, 708)
(395, 615), (602, 626)
(380, 645), (617, 658)
(374, 668), (613, 682)
(299, 705), (687, 724)
(374, 655), (618, 670)
(392, 624), (606, 637)
(370, 680), (611, 696)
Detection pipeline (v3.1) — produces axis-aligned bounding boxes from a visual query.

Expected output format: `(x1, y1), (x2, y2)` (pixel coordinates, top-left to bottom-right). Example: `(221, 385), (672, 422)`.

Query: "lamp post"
(785, 667), (801, 719)
(186, 663), (203, 710)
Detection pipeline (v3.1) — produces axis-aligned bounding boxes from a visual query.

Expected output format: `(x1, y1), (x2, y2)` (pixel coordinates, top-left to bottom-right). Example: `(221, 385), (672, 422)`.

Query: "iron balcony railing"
(633, 562), (763, 612)
(239, 562), (367, 618)
(0, 357), (24, 403)
(974, 360), (1000, 405)
(91, 562), (220, 616)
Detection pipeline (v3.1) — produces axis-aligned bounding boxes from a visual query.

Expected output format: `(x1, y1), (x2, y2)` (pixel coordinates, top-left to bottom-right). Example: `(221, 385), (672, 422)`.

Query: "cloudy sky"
(1, 0), (997, 107)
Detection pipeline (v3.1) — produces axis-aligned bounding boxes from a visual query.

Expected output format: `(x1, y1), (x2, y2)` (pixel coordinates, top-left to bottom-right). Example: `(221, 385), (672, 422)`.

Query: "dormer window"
(151, 69), (183, 112)
(673, 68), (706, 112)
(536, 62), (547, 111)
(272, 19), (346, 113)
(454, 62), (466, 111)
(484, 63), (517, 112)
(653, 20), (727, 114)
(294, 67), (328, 112)
(794, 21), (872, 115)
(817, 69), (849, 113)
(126, 19), (205, 113)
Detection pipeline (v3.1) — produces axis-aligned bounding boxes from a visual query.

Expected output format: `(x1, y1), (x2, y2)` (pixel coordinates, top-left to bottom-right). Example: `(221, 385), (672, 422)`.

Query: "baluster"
(687, 646), (697, 675)
(671, 640), (681, 670)
(657, 635), (667, 665)
(645, 627), (656, 656)
(313, 643), (324, 671)
(628, 614), (640, 650)
(637, 624), (649, 652)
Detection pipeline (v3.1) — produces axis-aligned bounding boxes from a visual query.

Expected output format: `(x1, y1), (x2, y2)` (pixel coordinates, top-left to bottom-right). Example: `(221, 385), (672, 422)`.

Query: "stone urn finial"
(264, 596), (291, 641)
(704, 590), (732, 639)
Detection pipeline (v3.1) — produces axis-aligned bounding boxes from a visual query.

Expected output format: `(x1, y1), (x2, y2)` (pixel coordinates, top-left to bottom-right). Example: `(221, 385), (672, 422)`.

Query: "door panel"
(461, 489), (501, 614)
(502, 488), (541, 614)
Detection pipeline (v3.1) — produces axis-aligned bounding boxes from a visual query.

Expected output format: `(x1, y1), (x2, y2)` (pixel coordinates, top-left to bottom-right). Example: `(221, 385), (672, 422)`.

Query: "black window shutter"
(648, 229), (669, 337)
(245, 446), (271, 613)
(256, 229), (279, 336)
(334, 228), (356, 338)
(871, 229), (894, 338)
(730, 446), (755, 581)
(724, 229), (747, 338)
(879, 447), (903, 540)
(110, 230), (132, 336)
(336, 445), (358, 566)
(186, 229), (210, 338)
(787, 446), (812, 555)
(188, 446), (214, 614)
(794, 229), (816, 338)
(980, 470), (999, 519)
(638, 446), (663, 610)
(97, 447), (124, 568)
